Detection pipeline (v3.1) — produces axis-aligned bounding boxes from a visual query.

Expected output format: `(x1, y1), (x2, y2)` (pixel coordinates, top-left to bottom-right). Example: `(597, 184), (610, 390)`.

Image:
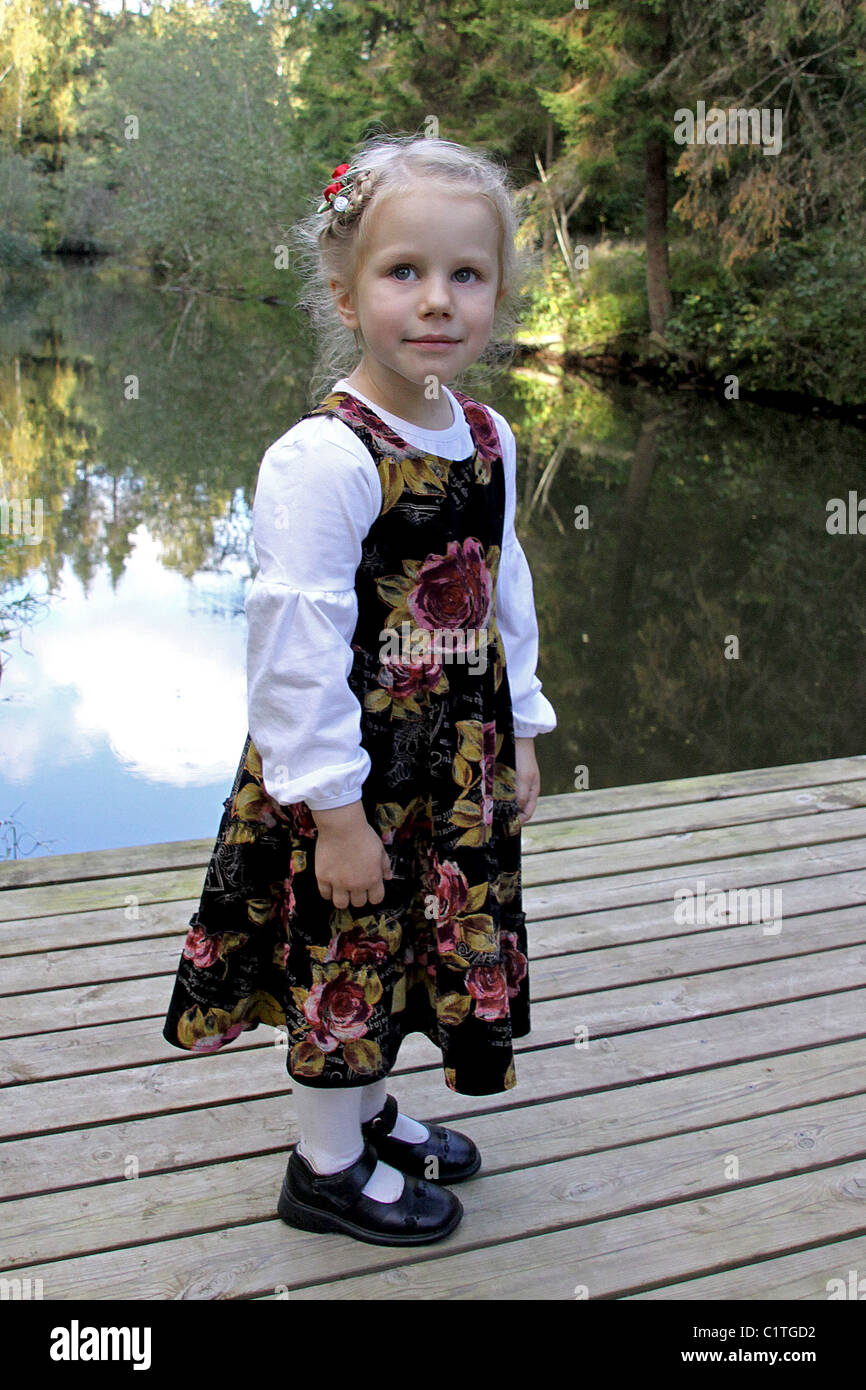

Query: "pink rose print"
(192, 1021), (248, 1053)
(461, 399), (501, 463)
(303, 975), (373, 1052)
(275, 873), (297, 936)
(500, 930), (528, 996)
(290, 802), (319, 838)
(408, 538), (492, 642)
(423, 853), (470, 954)
(380, 653), (444, 690)
(183, 924), (222, 969)
(326, 925), (390, 966)
(466, 963), (510, 1020)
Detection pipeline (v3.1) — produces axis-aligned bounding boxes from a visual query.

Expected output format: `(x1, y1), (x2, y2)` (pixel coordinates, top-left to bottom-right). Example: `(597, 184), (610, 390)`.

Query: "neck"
(342, 363), (455, 430)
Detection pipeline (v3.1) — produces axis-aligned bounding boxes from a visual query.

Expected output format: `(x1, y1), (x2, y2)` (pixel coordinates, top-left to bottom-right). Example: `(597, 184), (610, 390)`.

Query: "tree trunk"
(645, 134), (672, 336)
(542, 120), (554, 259)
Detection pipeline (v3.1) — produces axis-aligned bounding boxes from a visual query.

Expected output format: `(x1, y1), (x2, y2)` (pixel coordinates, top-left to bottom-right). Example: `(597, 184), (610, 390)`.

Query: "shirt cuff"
(513, 699), (558, 739)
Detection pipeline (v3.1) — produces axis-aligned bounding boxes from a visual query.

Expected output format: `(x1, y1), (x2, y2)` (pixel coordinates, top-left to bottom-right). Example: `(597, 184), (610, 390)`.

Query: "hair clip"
(317, 163), (353, 214)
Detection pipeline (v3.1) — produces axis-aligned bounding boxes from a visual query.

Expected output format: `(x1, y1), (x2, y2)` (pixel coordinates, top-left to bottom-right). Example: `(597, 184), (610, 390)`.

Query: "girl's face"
(330, 181), (506, 392)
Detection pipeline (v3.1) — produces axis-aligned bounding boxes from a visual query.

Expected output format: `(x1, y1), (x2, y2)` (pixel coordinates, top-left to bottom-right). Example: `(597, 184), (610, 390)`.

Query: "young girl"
(162, 134), (556, 1249)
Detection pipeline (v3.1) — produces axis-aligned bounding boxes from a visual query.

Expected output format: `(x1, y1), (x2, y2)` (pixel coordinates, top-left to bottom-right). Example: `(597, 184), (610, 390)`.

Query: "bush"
(0, 150), (46, 270)
(664, 229), (866, 404)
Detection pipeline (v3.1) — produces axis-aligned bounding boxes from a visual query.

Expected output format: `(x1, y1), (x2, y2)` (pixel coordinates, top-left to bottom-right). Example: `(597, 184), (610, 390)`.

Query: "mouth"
(406, 337), (461, 345)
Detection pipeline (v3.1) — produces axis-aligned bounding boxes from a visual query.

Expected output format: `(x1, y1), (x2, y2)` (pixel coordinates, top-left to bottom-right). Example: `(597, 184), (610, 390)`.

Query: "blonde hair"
(288, 133), (541, 405)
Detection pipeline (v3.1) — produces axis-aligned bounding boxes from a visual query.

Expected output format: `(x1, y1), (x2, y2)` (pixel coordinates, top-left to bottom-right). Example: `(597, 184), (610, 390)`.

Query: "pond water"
(1, 262), (864, 858)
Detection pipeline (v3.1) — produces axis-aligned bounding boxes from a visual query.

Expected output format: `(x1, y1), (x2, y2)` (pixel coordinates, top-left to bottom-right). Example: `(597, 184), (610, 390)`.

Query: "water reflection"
(1, 264), (864, 856)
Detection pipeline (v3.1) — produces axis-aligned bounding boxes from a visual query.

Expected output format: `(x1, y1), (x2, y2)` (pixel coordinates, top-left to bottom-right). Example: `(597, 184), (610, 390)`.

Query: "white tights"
(292, 1077), (428, 1204)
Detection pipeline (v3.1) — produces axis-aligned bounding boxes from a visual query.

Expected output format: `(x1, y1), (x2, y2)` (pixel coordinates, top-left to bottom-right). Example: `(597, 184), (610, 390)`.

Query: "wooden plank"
(0, 897), (201, 959)
(2, 953), (864, 1136)
(3, 883), (864, 998)
(521, 806), (866, 890)
(0, 840), (215, 890)
(3, 803), (866, 923)
(2, 853), (864, 962)
(0, 869), (205, 923)
(3, 893), (865, 1050)
(625, 1233), (866, 1299)
(260, 1157), (866, 1300)
(2, 902), (864, 1065)
(4, 1140), (865, 1300)
(1, 755), (863, 1298)
(530, 754), (866, 823)
(4, 1018), (864, 1199)
(1, 1091), (863, 1277)
(526, 778), (866, 856)
(524, 837), (866, 922)
(4, 755), (866, 890)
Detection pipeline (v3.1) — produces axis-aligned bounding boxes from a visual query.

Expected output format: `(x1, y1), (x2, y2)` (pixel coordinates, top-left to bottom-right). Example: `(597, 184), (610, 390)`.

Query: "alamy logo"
(0, 1275), (43, 1299)
(0, 496), (43, 545)
(378, 621), (488, 675)
(674, 101), (783, 156)
(674, 878), (782, 935)
(49, 1320), (151, 1370)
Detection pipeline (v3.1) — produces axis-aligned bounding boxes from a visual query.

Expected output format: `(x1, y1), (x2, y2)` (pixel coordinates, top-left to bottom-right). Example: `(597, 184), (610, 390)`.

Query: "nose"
(417, 273), (454, 315)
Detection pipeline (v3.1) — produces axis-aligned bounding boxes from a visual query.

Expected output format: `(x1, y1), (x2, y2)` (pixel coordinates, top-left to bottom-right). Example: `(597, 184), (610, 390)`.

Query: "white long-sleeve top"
(245, 378), (557, 810)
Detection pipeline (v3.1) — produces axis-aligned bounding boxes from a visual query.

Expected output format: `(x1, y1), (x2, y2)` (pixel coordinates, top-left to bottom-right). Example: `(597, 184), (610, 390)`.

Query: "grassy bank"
(522, 229), (866, 409)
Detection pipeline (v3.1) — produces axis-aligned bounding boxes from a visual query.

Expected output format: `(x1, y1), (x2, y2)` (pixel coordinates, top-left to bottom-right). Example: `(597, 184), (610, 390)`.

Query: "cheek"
(376, 295), (406, 334)
(470, 286), (500, 318)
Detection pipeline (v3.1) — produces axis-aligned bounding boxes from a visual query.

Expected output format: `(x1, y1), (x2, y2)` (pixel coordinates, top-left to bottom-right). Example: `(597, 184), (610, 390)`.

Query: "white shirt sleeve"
(490, 410), (558, 739)
(245, 417), (381, 810)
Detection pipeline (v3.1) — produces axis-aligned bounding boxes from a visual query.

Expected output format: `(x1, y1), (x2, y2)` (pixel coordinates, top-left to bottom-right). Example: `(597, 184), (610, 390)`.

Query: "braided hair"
(322, 167), (377, 230)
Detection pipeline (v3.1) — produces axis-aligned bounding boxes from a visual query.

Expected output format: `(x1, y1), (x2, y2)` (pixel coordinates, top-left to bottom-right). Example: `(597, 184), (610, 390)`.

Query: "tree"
(669, 0), (866, 266)
(532, 0), (685, 336)
(281, 0), (569, 190)
(76, 0), (305, 291)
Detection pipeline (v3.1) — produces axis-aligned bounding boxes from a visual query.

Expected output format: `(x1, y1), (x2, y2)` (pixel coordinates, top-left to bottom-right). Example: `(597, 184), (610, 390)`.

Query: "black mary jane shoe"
(361, 1093), (482, 1183)
(277, 1137), (463, 1247)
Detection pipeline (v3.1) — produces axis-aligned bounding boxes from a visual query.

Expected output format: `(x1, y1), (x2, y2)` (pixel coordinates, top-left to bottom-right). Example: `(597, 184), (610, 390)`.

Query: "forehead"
(365, 183), (500, 260)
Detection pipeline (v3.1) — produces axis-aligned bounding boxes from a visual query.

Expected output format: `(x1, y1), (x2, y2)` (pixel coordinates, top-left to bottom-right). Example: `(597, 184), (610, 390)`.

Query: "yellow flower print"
(376, 452), (451, 513)
(449, 719), (514, 846)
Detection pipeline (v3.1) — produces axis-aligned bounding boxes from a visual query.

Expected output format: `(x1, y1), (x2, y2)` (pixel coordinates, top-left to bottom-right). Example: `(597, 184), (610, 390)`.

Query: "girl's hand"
(311, 802), (394, 908)
(515, 736), (540, 824)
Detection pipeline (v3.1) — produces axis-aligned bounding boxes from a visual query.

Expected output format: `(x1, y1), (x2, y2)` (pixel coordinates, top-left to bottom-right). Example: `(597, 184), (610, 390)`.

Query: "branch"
(533, 151), (576, 281)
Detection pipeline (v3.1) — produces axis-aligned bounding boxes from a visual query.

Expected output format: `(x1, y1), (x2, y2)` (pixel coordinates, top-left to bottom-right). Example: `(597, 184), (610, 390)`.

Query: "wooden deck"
(2, 755), (866, 1301)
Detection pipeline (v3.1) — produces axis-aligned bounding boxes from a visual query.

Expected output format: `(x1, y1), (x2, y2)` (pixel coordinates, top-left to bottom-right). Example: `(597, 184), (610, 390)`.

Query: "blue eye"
(388, 265), (481, 282)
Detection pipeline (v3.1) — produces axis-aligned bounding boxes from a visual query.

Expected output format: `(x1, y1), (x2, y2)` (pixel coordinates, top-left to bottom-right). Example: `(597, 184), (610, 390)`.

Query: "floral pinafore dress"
(161, 388), (530, 1096)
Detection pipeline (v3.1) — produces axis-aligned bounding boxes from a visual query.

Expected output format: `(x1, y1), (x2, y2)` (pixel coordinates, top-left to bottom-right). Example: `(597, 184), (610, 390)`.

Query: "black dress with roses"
(161, 388), (531, 1096)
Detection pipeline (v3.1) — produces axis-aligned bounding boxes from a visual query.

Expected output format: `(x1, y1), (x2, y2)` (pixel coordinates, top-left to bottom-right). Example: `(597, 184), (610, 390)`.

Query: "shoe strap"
(302, 1139), (379, 1212)
(364, 1092), (399, 1137)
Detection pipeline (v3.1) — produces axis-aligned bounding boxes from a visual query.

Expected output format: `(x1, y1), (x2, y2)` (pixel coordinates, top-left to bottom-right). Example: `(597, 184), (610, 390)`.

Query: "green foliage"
(70, 1), (306, 294)
(50, 144), (117, 255)
(523, 244), (649, 350)
(0, 149), (45, 270)
(664, 229), (866, 403)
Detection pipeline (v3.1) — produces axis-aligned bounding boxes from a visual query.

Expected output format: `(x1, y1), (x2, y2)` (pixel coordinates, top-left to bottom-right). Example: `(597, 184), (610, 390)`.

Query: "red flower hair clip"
(317, 163), (353, 214)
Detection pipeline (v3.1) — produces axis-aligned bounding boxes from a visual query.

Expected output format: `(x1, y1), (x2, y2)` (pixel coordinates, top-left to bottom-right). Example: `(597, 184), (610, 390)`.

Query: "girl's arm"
(247, 419), (390, 906)
(515, 736), (541, 824)
(492, 412), (557, 740)
(492, 411), (555, 826)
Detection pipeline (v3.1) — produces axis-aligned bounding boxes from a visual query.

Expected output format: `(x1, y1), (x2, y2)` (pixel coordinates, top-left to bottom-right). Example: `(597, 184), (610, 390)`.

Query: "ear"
(329, 277), (359, 331)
